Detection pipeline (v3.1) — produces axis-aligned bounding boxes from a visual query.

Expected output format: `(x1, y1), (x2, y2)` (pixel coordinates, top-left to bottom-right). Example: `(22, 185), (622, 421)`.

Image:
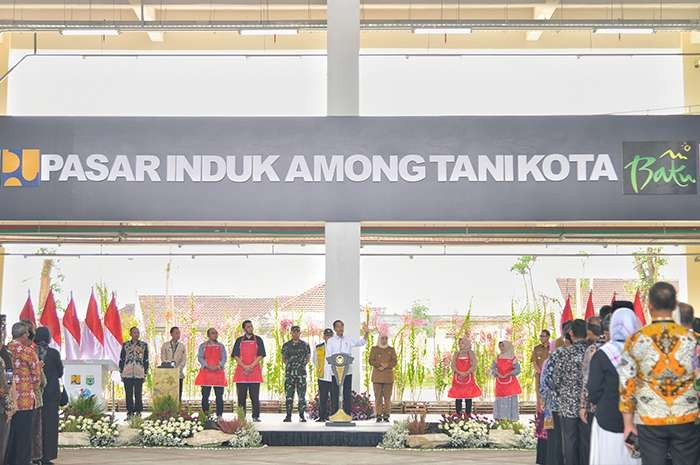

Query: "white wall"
(7, 49), (684, 116)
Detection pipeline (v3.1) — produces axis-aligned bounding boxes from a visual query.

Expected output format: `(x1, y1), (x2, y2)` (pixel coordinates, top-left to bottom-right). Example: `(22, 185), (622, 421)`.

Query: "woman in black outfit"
(35, 327), (63, 465)
(587, 308), (641, 465)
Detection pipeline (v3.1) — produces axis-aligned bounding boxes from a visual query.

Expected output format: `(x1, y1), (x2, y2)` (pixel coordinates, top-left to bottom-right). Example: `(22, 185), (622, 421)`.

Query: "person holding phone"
(588, 308), (641, 465)
(618, 282), (700, 465)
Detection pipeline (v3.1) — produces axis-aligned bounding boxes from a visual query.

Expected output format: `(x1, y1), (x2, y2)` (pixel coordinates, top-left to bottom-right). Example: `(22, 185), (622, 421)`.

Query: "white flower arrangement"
(227, 423), (263, 448)
(379, 421), (409, 449)
(514, 422), (537, 450)
(139, 417), (202, 447)
(59, 415), (119, 447)
(446, 422), (490, 449)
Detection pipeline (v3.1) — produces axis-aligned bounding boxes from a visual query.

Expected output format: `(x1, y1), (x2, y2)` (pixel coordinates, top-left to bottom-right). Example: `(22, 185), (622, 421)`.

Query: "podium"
(326, 353), (355, 427)
(63, 359), (118, 403)
(152, 367), (180, 404)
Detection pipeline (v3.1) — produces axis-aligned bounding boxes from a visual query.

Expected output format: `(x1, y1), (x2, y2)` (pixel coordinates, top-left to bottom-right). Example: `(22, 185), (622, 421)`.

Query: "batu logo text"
(623, 142), (698, 195)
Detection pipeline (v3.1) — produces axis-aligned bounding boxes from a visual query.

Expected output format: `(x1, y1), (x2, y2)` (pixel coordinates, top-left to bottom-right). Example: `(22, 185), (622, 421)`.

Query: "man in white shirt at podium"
(325, 320), (368, 417)
(160, 326), (187, 402)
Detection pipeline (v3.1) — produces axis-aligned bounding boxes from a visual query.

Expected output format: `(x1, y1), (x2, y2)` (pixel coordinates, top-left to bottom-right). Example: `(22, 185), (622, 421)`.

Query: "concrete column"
(0, 33), (10, 114)
(326, 0), (360, 116)
(682, 32), (700, 114)
(325, 222), (362, 390)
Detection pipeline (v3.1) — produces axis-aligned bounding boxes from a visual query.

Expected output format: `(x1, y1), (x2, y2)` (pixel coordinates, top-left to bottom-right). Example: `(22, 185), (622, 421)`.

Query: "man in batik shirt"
(6, 322), (41, 465)
(545, 319), (589, 465)
(281, 326), (310, 423)
(619, 282), (699, 465)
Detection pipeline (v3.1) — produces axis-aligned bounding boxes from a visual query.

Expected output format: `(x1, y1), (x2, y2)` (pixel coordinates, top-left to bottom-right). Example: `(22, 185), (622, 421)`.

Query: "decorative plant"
(432, 347), (451, 401)
(139, 416), (203, 447)
(406, 413), (428, 435)
(150, 395), (180, 421)
(362, 306), (375, 392)
(59, 415), (119, 447)
(379, 420), (409, 449)
(624, 246), (668, 322)
(438, 413), (492, 448)
(306, 390), (374, 421)
(226, 422), (263, 448)
(62, 395), (105, 421)
(264, 300), (288, 399)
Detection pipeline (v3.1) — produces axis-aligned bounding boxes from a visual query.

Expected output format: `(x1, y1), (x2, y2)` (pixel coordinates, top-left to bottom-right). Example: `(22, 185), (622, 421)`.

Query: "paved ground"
(57, 447), (536, 465)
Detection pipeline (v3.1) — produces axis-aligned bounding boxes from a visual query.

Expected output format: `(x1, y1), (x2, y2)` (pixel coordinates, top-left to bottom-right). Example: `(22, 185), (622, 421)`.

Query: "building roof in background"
(278, 283), (326, 312)
(139, 282), (329, 329)
(556, 278), (680, 313)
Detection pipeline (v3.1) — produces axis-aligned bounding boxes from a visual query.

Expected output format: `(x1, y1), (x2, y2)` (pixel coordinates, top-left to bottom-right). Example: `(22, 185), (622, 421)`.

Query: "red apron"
(233, 337), (263, 383)
(494, 357), (522, 398)
(447, 355), (482, 399)
(194, 343), (228, 387)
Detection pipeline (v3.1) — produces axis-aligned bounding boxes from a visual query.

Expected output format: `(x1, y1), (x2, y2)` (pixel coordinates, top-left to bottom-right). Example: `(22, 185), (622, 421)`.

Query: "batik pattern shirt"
(547, 340), (589, 418)
(7, 341), (41, 411)
(119, 340), (149, 379)
(580, 337), (606, 414)
(618, 320), (698, 426)
(281, 340), (310, 376)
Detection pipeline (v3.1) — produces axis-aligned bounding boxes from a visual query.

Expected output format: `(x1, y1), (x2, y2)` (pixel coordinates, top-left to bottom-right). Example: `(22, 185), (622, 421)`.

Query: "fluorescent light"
(594, 28), (654, 35)
(413, 27), (472, 35)
(239, 29), (298, 36)
(60, 28), (120, 36)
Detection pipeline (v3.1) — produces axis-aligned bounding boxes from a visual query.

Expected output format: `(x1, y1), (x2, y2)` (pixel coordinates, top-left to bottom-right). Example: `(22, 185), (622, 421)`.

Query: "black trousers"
(559, 414), (588, 465)
(455, 398), (473, 415)
(179, 378), (184, 402)
(236, 383), (261, 419)
(579, 412), (592, 465)
(123, 378), (144, 415)
(7, 409), (34, 465)
(546, 414), (563, 465)
(318, 379), (332, 420)
(638, 423), (700, 465)
(330, 375), (352, 416)
(201, 386), (224, 417)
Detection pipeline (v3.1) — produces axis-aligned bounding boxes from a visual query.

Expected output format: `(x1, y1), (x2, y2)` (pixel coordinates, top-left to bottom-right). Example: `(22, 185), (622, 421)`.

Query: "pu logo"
(1, 148), (41, 187)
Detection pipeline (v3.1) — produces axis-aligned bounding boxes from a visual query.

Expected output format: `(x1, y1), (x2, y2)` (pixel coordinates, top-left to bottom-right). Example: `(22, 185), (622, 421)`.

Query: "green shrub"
(62, 395), (104, 421)
(150, 395), (180, 421)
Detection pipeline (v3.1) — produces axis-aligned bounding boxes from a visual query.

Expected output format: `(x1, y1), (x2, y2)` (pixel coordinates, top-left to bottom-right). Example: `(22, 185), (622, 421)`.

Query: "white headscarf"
(599, 308), (641, 368)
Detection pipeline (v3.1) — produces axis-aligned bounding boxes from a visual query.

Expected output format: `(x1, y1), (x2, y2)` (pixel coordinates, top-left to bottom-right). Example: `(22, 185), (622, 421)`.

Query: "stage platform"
(256, 413), (395, 447)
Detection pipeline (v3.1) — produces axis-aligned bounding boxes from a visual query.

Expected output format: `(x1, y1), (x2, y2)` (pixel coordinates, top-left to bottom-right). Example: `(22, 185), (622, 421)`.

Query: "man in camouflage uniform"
(281, 325), (310, 422)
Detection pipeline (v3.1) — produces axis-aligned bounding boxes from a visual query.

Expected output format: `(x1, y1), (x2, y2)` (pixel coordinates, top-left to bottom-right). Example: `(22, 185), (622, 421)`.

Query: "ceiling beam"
(526, 1), (558, 41)
(128, 0), (164, 41)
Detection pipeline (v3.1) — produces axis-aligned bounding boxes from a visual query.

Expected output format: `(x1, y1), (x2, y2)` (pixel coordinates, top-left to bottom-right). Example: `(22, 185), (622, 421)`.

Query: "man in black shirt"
(232, 320), (266, 421)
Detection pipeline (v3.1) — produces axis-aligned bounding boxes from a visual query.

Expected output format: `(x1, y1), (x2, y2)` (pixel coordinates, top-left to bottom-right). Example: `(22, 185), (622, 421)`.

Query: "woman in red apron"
(492, 340), (522, 421)
(447, 337), (482, 415)
(232, 320), (266, 421)
(194, 328), (227, 418)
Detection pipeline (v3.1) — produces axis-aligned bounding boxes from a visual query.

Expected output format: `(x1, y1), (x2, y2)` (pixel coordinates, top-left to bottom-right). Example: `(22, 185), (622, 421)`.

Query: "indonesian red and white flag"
(584, 291), (595, 320)
(560, 295), (573, 329)
(82, 291), (105, 359)
(38, 289), (61, 350)
(19, 291), (36, 326)
(103, 293), (124, 366)
(63, 295), (82, 360)
(633, 290), (647, 326)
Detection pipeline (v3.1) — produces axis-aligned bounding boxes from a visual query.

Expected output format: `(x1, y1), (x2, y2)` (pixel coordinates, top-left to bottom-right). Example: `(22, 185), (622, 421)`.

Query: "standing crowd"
(0, 318), (64, 465)
(535, 282), (700, 465)
(2, 281), (699, 465)
(122, 319), (371, 423)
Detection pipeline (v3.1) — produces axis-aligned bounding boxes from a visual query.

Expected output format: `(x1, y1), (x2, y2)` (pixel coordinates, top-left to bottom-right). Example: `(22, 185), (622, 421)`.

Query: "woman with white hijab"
(587, 307), (642, 465)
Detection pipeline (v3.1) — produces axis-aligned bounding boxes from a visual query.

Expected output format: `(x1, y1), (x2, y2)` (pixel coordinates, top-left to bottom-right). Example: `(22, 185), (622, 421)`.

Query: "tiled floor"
(57, 447), (536, 465)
